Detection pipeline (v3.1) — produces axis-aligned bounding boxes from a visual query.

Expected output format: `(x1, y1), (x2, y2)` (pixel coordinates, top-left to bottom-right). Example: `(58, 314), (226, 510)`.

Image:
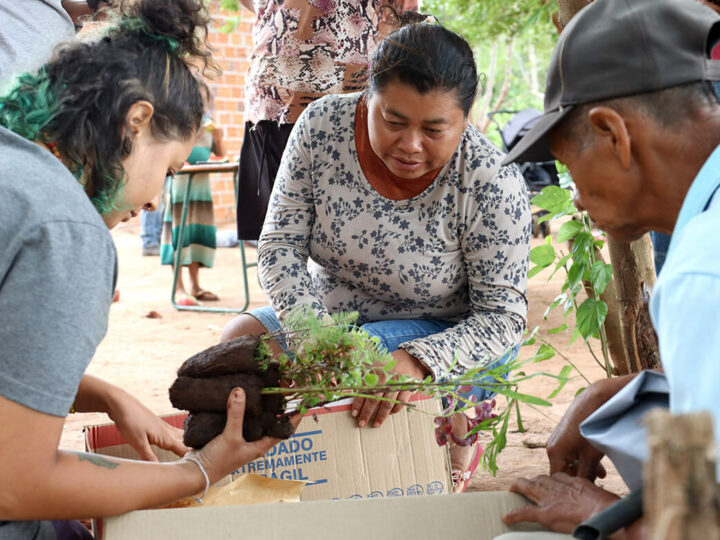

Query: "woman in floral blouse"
(223, 22), (531, 492)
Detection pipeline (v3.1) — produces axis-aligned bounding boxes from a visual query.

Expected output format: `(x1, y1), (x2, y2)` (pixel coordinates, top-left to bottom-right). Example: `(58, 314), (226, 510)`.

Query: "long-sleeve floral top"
(258, 93), (532, 379)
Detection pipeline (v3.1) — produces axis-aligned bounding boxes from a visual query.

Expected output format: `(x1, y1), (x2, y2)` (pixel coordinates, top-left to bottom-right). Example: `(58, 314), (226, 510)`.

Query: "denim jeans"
(249, 306), (514, 405)
(140, 177), (168, 249)
(649, 230), (671, 276)
(140, 208), (163, 249)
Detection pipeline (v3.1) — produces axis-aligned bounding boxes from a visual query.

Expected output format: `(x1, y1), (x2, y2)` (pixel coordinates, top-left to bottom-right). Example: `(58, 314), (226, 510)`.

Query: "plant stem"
(539, 338), (592, 385)
(598, 324), (613, 377)
(582, 212), (613, 378)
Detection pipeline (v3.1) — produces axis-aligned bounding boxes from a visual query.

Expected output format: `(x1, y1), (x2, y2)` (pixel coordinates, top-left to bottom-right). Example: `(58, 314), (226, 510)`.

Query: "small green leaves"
(571, 231), (594, 259)
(547, 323), (568, 334)
(530, 242), (556, 268)
(526, 182), (614, 386)
(364, 372), (379, 386)
(515, 399), (525, 433)
(576, 298), (609, 340)
(590, 261), (613, 295)
(547, 365), (573, 399)
(534, 343), (555, 362)
(531, 186), (573, 216)
(556, 220), (584, 243)
(494, 388), (552, 407)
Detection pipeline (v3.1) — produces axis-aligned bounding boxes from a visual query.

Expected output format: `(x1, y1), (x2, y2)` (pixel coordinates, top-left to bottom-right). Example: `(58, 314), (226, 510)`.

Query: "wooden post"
(645, 410), (720, 540)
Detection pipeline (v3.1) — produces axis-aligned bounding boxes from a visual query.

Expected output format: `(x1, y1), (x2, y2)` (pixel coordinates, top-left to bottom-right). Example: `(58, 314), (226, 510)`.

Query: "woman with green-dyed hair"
(0, 1), (298, 537)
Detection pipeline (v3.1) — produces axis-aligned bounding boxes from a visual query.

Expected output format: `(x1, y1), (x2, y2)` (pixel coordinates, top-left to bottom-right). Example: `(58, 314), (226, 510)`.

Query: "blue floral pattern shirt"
(258, 93), (532, 378)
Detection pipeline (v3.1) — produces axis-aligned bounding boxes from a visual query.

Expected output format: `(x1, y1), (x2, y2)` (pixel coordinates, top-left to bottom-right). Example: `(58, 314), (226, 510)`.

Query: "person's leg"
(186, 261), (219, 301)
(174, 265), (187, 296)
(360, 319), (455, 353)
(140, 207), (162, 255)
(456, 346), (519, 403)
(449, 346), (517, 492)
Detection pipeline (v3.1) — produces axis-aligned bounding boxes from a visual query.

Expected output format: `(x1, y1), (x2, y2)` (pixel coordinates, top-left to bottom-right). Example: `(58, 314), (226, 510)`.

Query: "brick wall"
(206, 2), (254, 225)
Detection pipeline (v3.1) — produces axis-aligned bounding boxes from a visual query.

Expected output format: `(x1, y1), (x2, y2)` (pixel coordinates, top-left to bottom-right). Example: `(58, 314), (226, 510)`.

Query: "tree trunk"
(476, 42), (498, 132)
(645, 410), (720, 540)
(480, 40), (514, 133)
(607, 238), (660, 372)
(557, 0), (661, 376)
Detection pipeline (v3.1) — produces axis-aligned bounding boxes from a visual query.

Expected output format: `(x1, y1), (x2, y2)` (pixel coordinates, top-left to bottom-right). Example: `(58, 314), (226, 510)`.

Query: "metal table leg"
(170, 168), (255, 313)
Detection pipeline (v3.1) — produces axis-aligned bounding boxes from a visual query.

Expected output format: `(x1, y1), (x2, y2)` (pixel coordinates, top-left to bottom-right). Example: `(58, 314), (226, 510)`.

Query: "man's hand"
(547, 373), (637, 481)
(503, 473), (620, 533)
(350, 349), (430, 428)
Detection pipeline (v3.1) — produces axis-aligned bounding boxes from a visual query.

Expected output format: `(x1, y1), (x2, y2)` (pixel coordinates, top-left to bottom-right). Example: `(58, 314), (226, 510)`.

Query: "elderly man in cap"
(492, 0), (720, 538)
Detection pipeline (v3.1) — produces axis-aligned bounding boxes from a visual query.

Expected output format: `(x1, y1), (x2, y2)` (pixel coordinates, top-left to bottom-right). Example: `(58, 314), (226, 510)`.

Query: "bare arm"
(73, 374), (188, 461)
(239, 0), (255, 14)
(0, 389), (298, 520)
(61, 0), (110, 24)
(211, 127), (228, 159)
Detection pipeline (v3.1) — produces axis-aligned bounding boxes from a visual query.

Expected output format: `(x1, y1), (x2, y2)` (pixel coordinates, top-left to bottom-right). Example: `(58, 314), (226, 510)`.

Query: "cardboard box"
(232, 395), (451, 500)
(86, 396), (552, 540)
(99, 491), (547, 540)
(86, 395), (450, 502)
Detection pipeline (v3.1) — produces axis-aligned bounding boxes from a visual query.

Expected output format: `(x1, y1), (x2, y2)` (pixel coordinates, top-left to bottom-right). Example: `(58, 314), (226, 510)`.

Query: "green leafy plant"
(255, 306), (570, 475)
(527, 170), (614, 381)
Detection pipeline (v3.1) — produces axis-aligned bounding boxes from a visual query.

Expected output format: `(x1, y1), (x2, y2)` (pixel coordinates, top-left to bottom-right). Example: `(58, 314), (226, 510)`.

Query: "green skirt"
(161, 173), (216, 268)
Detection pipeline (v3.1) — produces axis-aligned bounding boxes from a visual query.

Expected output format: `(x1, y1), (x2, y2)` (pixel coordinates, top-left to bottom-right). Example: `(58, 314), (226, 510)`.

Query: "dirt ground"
(60, 221), (628, 497)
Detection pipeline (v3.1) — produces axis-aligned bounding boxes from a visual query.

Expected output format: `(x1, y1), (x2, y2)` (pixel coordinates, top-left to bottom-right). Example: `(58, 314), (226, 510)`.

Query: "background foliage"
(422, 0), (557, 146)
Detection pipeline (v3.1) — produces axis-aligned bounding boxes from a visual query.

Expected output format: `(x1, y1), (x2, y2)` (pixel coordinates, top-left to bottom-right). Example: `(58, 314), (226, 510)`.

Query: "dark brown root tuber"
(176, 335), (261, 378)
(183, 412), (267, 448)
(170, 335), (293, 449)
(169, 373), (264, 414)
(182, 409), (293, 448)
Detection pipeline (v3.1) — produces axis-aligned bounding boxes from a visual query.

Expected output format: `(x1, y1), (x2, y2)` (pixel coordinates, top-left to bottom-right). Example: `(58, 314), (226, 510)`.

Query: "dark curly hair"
(368, 23), (478, 117)
(0, 0), (215, 213)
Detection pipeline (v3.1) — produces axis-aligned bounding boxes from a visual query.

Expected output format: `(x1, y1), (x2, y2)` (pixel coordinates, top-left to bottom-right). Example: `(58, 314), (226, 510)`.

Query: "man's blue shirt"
(650, 144), (720, 476)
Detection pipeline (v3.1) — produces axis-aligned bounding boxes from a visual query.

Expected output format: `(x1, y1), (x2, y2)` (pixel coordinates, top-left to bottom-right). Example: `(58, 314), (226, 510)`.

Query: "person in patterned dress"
(223, 22), (532, 493)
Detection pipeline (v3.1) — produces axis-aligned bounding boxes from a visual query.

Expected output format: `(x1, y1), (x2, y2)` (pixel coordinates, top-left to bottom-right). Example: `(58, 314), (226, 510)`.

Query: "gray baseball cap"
(503, 0), (720, 165)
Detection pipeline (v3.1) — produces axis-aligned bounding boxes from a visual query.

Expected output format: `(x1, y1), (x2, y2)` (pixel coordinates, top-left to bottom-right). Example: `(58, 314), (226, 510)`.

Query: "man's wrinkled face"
(549, 129), (647, 242)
